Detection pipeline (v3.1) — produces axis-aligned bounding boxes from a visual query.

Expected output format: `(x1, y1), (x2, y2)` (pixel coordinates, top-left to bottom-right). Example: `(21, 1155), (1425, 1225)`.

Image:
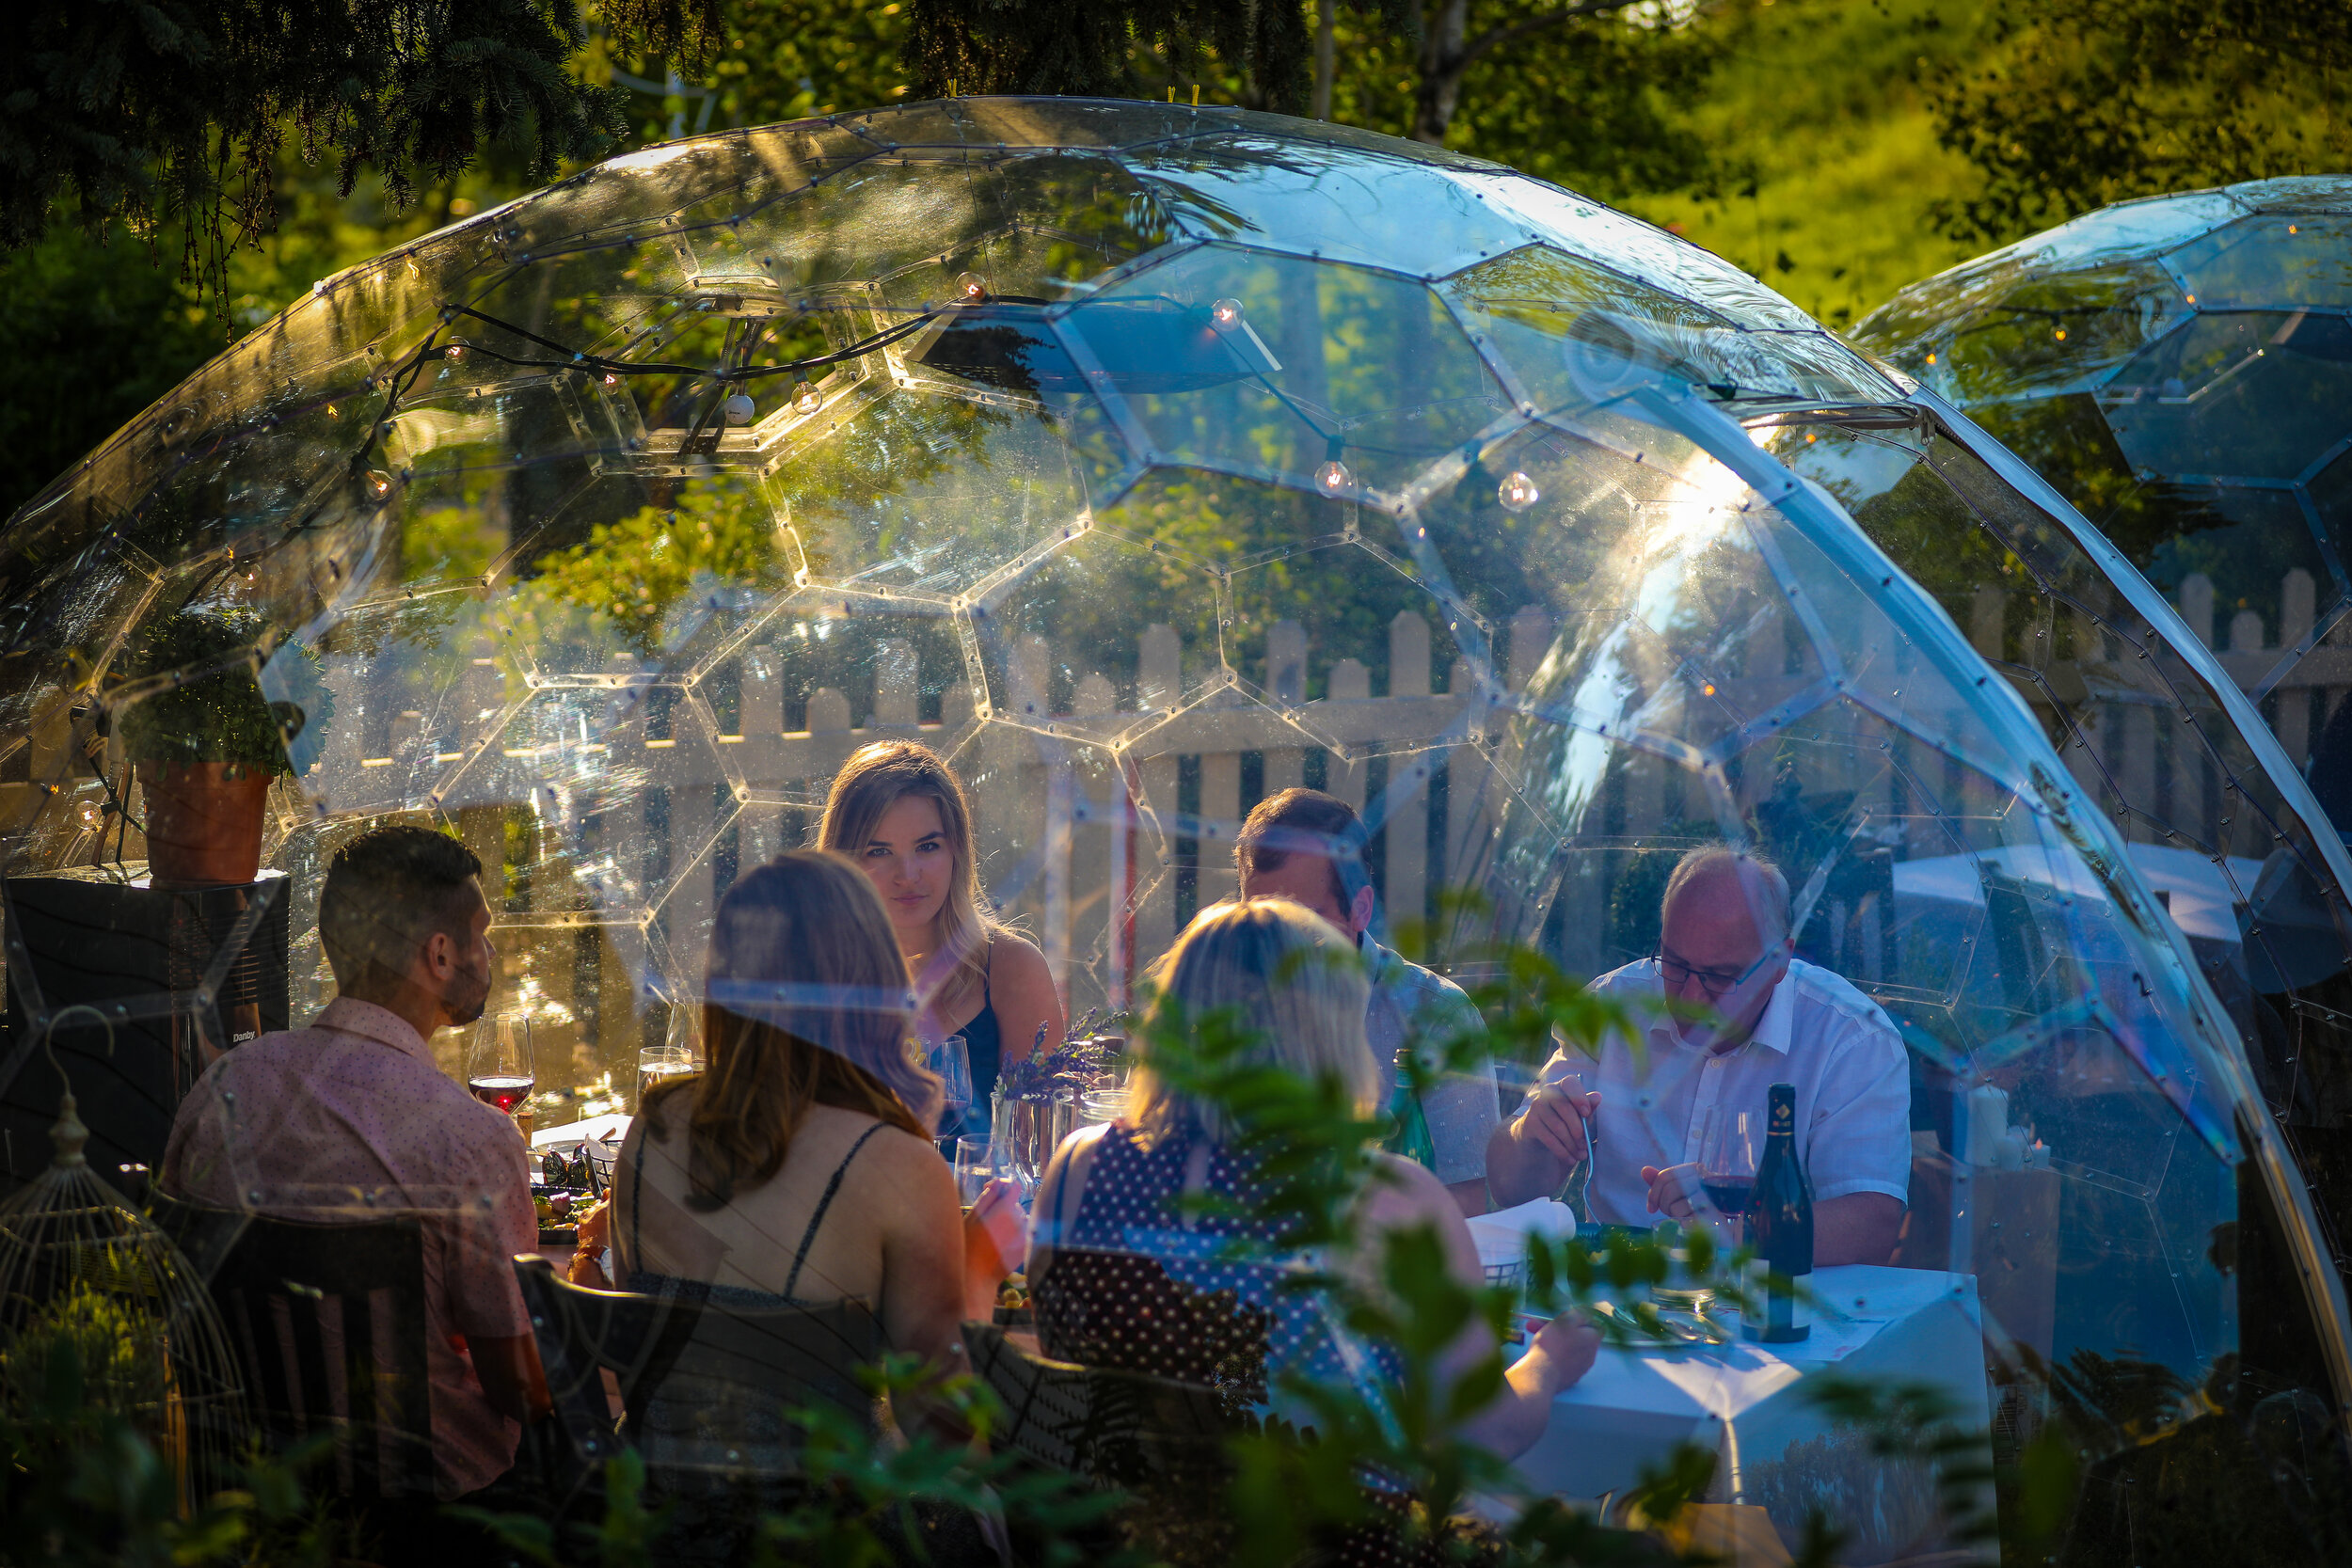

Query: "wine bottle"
(1743, 1082), (1812, 1343)
(1385, 1046), (1438, 1171)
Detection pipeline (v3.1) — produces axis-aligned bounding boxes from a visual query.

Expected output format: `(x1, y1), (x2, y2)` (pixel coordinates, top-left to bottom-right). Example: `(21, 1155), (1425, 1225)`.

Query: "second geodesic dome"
(0, 99), (2346, 1549)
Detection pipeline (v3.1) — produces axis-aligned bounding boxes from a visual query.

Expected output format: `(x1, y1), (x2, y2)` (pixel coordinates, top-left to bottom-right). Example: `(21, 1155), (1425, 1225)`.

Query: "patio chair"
(152, 1191), (436, 1501)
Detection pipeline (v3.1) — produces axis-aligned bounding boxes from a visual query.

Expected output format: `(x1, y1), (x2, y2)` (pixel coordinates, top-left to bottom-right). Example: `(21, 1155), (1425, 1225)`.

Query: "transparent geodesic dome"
(1850, 185), (2352, 1367)
(1854, 180), (2352, 817)
(0, 100), (2344, 1546)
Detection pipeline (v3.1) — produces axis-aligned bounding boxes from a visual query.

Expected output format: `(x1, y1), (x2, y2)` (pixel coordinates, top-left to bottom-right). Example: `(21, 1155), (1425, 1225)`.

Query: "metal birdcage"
(0, 1006), (249, 1509)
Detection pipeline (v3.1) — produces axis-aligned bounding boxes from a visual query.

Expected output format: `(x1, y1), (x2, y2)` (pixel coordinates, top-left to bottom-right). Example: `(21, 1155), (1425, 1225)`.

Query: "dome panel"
(2161, 213), (2352, 310)
(1064, 245), (1505, 496)
(1442, 245), (1895, 415)
(772, 388), (1091, 600)
(968, 516), (1225, 742)
(1118, 138), (1539, 279)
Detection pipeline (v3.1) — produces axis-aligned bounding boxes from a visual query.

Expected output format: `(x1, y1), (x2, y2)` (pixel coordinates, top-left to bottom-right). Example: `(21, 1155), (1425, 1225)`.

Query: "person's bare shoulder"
(1359, 1149), (1458, 1227)
(989, 931), (1057, 993)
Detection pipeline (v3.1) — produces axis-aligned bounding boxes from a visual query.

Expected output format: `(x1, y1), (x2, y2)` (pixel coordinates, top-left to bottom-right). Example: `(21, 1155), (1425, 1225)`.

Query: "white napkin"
(1465, 1197), (1580, 1266)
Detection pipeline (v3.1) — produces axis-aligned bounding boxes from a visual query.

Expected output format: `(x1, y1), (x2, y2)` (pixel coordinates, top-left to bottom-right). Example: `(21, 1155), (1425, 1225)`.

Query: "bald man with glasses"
(1485, 847), (1909, 1267)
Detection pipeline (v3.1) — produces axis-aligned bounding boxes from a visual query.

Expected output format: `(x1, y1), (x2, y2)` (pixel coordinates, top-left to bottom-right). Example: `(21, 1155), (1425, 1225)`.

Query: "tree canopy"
(1931, 0), (2352, 243)
(2, 0), (727, 297)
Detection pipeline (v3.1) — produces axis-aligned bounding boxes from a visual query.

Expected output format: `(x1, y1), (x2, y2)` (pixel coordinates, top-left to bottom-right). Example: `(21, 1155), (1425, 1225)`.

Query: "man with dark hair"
(1235, 787), (1499, 1214)
(1486, 846), (1909, 1265)
(165, 822), (548, 1502)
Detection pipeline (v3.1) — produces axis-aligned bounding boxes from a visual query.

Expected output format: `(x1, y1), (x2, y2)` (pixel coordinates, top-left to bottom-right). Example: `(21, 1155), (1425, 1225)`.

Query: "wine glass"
(1697, 1106), (1760, 1241)
(954, 1136), (996, 1206)
(636, 1043), (698, 1108)
(468, 1013), (535, 1115)
(919, 1034), (974, 1140)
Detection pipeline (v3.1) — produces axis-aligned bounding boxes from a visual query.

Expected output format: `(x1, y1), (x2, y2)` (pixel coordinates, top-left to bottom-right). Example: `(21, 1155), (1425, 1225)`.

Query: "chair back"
(966, 1320), (1247, 1566)
(511, 1255), (882, 1490)
(152, 1191), (434, 1500)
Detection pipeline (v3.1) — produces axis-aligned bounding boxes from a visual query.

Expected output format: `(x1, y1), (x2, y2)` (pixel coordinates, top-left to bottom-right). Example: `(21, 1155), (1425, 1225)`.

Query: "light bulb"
(602, 372), (620, 388)
(1210, 297), (1244, 330)
(792, 381), (821, 414)
(367, 469), (393, 496)
(1315, 458), (1356, 495)
(955, 271), (989, 302)
(723, 392), (755, 425)
(445, 344), (466, 362)
(1497, 470), (1539, 512)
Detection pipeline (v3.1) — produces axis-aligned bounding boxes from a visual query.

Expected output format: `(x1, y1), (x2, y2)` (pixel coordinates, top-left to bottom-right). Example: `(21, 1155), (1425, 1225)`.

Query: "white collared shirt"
(1519, 958), (1912, 1227)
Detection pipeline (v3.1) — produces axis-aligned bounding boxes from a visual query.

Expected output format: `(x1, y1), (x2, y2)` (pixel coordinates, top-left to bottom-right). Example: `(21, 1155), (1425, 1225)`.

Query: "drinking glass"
(1697, 1106), (1760, 1241)
(468, 1014), (535, 1115)
(954, 1136), (996, 1205)
(636, 1043), (699, 1108)
(924, 1034), (975, 1127)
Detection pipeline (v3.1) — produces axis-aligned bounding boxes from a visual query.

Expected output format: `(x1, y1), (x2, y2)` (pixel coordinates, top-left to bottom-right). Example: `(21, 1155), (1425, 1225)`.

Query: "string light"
(1496, 470), (1539, 512)
(367, 470), (392, 496)
(1315, 457), (1356, 494)
(955, 271), (989, 302)
(792, 381), (821, 414)
(446, 344), (466, 361)
(723, 392), (755, 425)
(1210, 297), (1244, 329)
(602, 372), (620, 388)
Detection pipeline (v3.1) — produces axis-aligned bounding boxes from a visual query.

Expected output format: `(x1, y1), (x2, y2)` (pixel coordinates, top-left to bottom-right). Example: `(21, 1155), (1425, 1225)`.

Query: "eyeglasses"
(1657, 946), (1777, 998)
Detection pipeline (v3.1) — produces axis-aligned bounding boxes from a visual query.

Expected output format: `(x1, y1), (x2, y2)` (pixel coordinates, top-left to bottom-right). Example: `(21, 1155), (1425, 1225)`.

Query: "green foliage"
(902, 0), (1415, 111)
(115, 605), (334, 776)
(0, 228), (227, 517)
(0, 1326), (347, 1568)
(1931, 0), (2352, 246)
(0, 0), (691, 302)
(1626, 0), (1993, 331)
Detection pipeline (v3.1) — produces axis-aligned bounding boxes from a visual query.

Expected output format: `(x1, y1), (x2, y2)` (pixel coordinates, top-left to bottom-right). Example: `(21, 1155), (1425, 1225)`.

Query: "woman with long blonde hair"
(818, 740), (1064, 1135)
(1026, 897), (1597, 1462)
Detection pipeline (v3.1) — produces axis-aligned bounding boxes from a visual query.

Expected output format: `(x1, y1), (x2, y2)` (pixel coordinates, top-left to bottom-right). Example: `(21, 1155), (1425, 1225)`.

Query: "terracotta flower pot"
(140, 762), (274, 887)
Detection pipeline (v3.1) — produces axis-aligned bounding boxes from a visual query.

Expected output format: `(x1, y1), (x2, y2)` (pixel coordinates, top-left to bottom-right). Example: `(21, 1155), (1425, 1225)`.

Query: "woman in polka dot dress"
(1028, 897), (1599, 1461)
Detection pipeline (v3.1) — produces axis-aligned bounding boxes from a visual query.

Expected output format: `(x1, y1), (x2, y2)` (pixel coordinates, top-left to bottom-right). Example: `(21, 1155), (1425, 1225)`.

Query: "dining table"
(1510, 1264), (1994, 1565)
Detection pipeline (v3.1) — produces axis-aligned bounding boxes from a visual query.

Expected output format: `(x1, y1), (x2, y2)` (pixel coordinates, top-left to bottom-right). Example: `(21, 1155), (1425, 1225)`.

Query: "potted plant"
(116, 606), (331, 887)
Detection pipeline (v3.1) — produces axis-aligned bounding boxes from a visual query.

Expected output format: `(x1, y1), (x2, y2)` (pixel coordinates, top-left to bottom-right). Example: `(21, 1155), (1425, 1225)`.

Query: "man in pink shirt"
(164, 824), (548, 1504)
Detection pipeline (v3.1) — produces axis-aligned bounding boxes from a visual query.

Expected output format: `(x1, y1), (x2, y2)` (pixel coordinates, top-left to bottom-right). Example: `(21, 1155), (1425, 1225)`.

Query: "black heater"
(1, 865), (291, 1193)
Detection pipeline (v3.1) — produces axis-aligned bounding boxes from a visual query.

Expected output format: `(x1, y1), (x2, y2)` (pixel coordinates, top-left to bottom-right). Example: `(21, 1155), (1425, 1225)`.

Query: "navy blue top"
(949, 944), (1002, 1141)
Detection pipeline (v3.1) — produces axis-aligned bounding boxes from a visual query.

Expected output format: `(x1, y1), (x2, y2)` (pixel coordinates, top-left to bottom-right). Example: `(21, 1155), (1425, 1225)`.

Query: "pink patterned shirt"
(163, 997), (536, 1498)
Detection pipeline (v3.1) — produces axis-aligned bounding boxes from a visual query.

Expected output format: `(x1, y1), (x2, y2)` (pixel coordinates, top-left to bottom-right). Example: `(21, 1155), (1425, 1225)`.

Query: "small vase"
(140, 762), (274, 887)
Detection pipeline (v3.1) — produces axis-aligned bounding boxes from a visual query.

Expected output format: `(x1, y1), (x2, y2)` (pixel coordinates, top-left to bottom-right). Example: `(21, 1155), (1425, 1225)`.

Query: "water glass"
(953, 1136), (996, 1204)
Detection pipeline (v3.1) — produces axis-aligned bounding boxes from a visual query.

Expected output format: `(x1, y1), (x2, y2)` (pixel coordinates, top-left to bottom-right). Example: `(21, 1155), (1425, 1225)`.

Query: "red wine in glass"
(469, 1075), (535, 1114)
(1697, 1105), (1759, 1238)
(468, 1014), (535, 1117)
(1701, 1175), (1755, 1214)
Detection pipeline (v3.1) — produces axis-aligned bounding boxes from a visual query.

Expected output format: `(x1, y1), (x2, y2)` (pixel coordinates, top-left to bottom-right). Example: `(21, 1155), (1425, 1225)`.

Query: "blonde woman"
(818, 741), (1064, 1135)
(1027, 898), (1597, 1462)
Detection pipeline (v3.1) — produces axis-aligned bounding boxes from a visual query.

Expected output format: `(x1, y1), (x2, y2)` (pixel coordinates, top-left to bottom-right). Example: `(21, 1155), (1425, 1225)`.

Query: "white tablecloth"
(1513, 1265), (1991, 1563)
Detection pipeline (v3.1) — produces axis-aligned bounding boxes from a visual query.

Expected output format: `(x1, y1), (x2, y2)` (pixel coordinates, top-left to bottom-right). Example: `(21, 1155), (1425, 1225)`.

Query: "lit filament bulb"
(792, 381), (822, 414)
(1496, 470), (1540, 512)
(367, 470), (393, 496)
(446, 343), (466, 361)
(955, 271), (989, 302)
(1315, 458), (1356, 495)
(1210, 297), (1244, 330)
(602, 372), (620, 388)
